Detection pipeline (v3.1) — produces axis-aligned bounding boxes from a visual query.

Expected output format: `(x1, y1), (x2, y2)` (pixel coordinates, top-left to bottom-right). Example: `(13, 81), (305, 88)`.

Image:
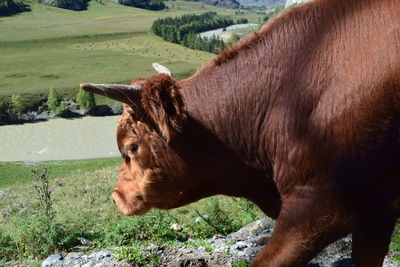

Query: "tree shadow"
(0, 0), (31, 17)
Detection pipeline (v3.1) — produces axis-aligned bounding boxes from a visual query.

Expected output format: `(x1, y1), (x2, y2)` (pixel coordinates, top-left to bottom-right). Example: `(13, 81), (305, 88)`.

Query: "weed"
(184, 239), (215, 252)
(233, 260), (251, 267)
(114, 247), (161, 266)
(188, 198), (242, 238)
(99, 210), (183, 247)
(32, 166), (54, 226)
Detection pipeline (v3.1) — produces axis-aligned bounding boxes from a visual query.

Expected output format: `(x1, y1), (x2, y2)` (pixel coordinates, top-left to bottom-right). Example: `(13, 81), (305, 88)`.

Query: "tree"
(76, 90), (96, 113)
(0, 99), (7, 114)
(55, 101), (67, 116)
(47, 87), (61, 112)
(10, 94), (27, 115)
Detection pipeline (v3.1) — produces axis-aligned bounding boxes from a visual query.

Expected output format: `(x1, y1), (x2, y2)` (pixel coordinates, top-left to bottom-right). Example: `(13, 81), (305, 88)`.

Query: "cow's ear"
(140, 74), (185, 142)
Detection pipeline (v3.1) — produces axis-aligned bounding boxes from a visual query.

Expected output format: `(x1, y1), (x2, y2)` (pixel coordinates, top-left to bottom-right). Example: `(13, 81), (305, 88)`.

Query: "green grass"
(0, 157), (121, 187)
(0, 0), (264, 106)
(0, 158), (263, 261)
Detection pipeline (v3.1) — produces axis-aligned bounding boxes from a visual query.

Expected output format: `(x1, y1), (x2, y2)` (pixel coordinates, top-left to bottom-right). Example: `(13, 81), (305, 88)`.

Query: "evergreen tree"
(76, 90), (96, 113)
(10, 95), (27, 115)
(47, 87), (61, 112)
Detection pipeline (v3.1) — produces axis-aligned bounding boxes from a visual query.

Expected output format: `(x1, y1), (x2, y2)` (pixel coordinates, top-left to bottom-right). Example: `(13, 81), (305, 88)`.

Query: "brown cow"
(80, 0), (400, 265)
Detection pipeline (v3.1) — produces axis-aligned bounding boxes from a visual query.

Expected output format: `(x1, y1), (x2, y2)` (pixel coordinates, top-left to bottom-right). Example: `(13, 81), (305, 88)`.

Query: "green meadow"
(0, 158), (264, 262)
(0, 0), (264, 105)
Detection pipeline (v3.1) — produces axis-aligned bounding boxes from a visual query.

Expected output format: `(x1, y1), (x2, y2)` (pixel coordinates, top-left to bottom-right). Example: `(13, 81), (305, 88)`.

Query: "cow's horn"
(79, 83), (141, 105)
(152, 63), (172, 77)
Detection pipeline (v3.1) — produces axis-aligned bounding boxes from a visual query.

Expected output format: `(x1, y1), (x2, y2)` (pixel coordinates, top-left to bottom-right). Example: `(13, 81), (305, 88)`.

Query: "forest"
(116, 0), (165, 11)
(152, 12), (247, 54)
(0, 0), (29, 16)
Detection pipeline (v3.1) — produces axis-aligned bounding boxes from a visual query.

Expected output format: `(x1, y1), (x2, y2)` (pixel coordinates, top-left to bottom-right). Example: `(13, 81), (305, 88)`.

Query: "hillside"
(0, 0), (264, 106)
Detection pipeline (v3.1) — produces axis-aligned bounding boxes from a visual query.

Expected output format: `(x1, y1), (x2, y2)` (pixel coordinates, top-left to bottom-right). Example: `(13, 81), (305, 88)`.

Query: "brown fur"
(104, 0), (400, 265)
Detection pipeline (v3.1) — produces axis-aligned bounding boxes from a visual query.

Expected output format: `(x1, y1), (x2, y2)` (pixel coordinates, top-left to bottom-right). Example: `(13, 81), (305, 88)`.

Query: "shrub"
(0, 229), (17, 262)
(100, 210), (181, 246)
(76, 90), (96, 113)
(9, 213), (85, 259)
(118, 0), (165, 11)
(236, 18), (248, 24)
(0, 0), (30, 17)
(0, 99), (8, 114)
(47, 87), (61, 112)
(55, 101), (67, 116)
(40, 0), (90, 11)
(10, 94), (27, 115)
(114, 247), (161, 265)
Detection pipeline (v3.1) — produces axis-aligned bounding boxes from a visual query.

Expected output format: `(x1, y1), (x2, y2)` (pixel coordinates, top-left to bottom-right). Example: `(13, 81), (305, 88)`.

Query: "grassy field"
(0, 0), (264, 106)
(0, 157), (121, 187)
(0, 158), (263, 262)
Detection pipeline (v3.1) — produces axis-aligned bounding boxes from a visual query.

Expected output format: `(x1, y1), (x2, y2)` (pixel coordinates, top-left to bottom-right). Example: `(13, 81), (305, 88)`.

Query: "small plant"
(233, 260), (251, 267)
(114, 247), (161, 266)
(100, 210), (182, 247)
(184, 239), (214, 252)
(47, 87), (61, 112)
(32, 166), (54, 226)
(0, 229), (17, 262)
(390, 224), (400, 263)
(10, 94), (27, 115)
(2, 167), (86, 259)
(189, 198), (241, 237)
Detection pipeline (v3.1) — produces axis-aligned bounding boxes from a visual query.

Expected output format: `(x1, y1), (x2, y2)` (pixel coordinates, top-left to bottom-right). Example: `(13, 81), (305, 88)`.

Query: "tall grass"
(0, 159), (263, 262)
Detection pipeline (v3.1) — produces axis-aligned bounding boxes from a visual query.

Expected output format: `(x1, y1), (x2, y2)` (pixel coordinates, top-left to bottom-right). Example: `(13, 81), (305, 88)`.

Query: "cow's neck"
(175, 64), (281, 216)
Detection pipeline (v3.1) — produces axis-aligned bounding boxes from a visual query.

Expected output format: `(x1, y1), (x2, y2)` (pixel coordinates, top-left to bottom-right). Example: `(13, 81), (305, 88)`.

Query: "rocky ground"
(3, 217), (399, 267)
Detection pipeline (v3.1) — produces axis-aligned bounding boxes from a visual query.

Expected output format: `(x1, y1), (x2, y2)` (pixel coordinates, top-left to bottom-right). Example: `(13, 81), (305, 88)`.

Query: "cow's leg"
(351, 213), (397, 267)
(251, 197), (348, 267)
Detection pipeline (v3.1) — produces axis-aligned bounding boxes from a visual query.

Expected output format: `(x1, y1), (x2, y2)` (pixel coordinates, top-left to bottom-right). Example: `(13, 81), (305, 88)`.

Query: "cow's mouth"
(112, 191), (150, 216)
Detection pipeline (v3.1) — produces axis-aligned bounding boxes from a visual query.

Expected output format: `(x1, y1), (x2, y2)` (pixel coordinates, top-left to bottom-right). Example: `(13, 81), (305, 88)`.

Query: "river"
(0, 116), (120, 162)
(199, 23), (259, 40)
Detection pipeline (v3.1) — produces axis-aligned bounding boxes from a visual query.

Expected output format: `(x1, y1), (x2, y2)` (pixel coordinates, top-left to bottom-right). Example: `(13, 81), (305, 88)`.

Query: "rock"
(244, 246), (262, 257)
(333, 258), (355, 267)
(228, 217), (274, 241)
(79, 237), (93, 246)
(171, 223), (183, 231)
(92, 105), (114, 116)
(93, 250), (112, 260)
(111, 103), (123, 115)
(247, 232), (272, 246)
(42, 254), (63, 266)
(65, 252), (84, 259)
(195, 214), (209, 223)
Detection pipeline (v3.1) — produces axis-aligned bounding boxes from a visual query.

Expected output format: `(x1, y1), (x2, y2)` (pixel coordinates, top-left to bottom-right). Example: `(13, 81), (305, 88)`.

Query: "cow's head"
(80, 64), (188, 215)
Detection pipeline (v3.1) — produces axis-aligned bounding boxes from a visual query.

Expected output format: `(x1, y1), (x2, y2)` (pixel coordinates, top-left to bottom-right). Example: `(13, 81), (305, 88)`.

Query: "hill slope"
(0, 0), (264, 105)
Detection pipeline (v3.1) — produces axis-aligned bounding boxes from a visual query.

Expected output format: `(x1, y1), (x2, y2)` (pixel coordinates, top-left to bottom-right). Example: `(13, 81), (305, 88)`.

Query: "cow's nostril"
(112, 198), (116, 205)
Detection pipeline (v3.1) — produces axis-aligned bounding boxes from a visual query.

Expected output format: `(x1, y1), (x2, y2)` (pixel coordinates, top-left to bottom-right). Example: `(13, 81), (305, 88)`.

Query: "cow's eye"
(129, 144), (139, 153)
